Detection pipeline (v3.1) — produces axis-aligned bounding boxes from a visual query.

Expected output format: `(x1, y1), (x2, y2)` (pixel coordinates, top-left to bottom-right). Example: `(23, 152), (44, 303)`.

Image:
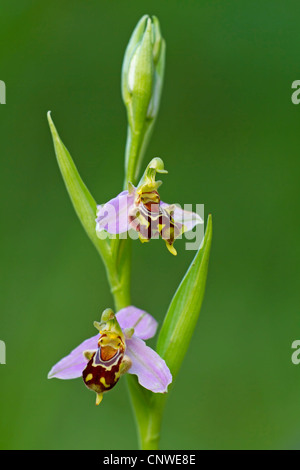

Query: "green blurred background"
(1, 0), (300, 450)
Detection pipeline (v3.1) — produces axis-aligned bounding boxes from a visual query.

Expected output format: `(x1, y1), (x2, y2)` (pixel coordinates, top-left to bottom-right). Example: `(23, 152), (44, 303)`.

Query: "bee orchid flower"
(48, 306), (172, 405)
(96, 158), (203, 255)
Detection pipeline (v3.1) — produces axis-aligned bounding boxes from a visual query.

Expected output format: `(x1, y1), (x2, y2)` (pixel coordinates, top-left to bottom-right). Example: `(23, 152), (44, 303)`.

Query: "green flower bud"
(122, 15), (166, 186)
(122, 15), (165, 123)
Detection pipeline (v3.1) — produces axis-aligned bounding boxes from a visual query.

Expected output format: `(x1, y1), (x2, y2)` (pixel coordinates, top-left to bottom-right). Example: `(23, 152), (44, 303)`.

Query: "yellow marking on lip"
(114, 370), (121, 381)
(166, 242), (177, 256)
(108, 333), (118, 340)
(100, 377), (110, 388)
(85, 373), (93, 382)
(96, 393), (103, 406)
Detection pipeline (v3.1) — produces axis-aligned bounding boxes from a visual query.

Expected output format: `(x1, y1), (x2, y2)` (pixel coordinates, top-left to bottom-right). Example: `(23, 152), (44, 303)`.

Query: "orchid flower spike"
(48, 306), (172, 405)
(96, 158), (203, 255)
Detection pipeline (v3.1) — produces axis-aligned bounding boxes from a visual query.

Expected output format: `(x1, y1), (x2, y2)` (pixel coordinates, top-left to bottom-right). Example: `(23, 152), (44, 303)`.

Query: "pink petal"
(116, 306), (158, 340)
(96, 190), (135, 235)
(126, 336), (172, 393)
(48, 334), (98, 380)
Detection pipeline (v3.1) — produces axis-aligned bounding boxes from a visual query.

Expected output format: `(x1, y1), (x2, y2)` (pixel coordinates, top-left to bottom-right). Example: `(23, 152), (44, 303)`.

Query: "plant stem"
(108, 255), (160, 450)
(123, 120), (155, 189)
(140, 403), (164, 450)
(123, 125), (142, 188)
(113, 128), (162, 450)
(106, 248), (131, 311)
(109, 274), (131, 311)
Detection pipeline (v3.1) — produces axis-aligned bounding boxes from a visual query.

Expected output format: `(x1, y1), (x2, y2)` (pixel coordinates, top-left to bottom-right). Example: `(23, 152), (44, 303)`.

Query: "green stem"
(115, 125), (164, 450)
(108, 248), (162, 450)
(123, 125), (142, 188)
(123, 119), (155, 189)
(108, 270), (131, 311)
(123, 325), (164, 450)
(140, 402), (164, 450)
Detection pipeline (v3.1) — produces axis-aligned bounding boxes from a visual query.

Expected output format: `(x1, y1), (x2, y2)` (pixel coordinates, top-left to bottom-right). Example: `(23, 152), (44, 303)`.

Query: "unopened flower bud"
(122, 15), (166, 185)
(122, 15), (165, 124)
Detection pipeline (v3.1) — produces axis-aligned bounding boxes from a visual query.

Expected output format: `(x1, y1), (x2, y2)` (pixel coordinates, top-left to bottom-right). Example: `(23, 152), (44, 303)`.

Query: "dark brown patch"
(82, 351), (123, 394)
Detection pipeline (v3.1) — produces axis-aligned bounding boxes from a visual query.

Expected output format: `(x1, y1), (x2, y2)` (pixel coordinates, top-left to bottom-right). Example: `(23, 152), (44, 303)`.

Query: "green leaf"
(47, 111), (110, 263)
(156, 214), (213, 380)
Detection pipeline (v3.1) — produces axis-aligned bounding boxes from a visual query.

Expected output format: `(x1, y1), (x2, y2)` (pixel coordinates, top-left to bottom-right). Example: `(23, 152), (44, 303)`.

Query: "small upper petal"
(47, 334), (98, 380)
(125, 336), (172, 393)
(96, 190), (136, 235)
(116, 306), (158, 340)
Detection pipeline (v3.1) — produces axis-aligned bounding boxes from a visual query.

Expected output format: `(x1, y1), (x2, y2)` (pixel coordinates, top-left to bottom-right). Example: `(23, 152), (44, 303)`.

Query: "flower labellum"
(82, 309), (130, 405)
(48, 306), (172, 405)
(96, 158), (203, 255)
